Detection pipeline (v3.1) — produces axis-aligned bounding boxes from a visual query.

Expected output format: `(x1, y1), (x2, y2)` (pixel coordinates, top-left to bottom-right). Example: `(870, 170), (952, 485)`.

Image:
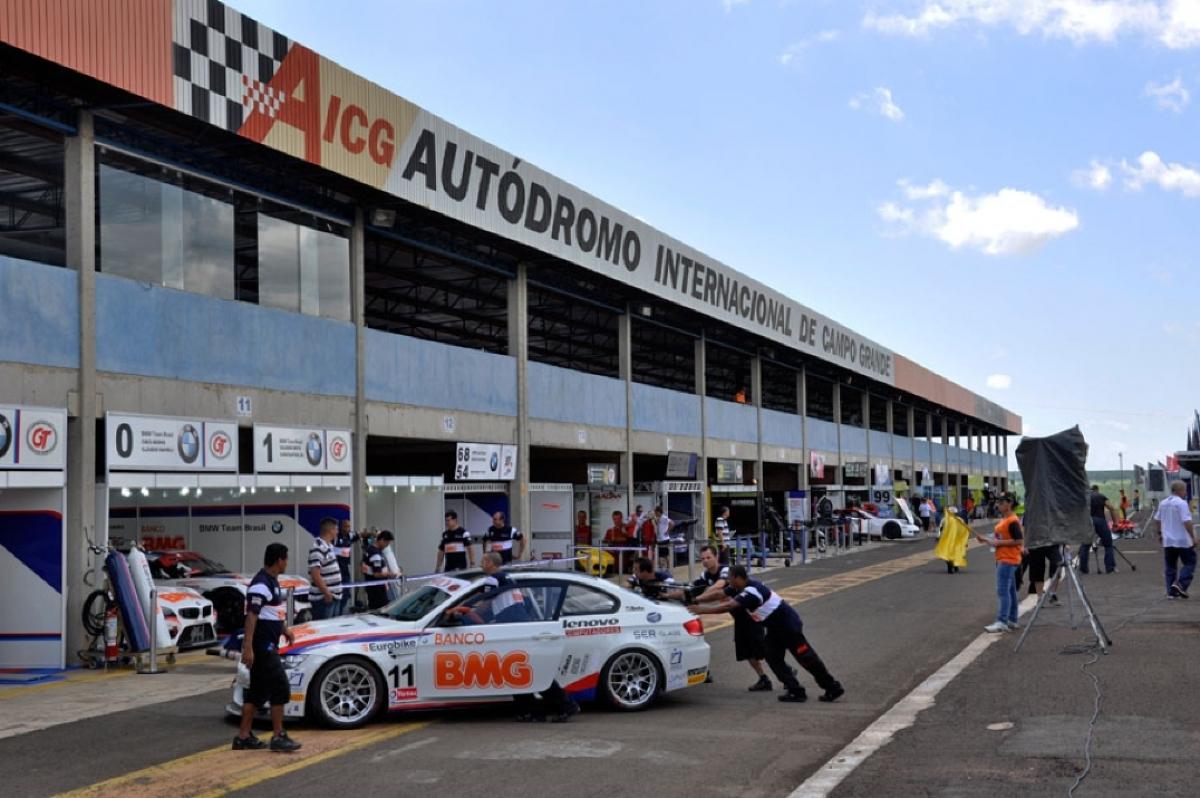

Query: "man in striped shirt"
(307, 517), (343, 620)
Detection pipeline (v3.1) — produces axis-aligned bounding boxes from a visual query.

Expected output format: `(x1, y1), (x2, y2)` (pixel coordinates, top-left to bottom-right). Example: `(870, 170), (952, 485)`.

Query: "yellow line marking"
(53, 721), (428, 798)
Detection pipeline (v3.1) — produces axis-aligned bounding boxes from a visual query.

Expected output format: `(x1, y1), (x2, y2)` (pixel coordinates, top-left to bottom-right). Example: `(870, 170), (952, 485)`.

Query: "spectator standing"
(652, 505), (675, 569)
(1153, 480), (1195, 599)
(361, 530), (399, 610)
(1119, 489), (1130, 521)
(918, 497), (932, 532)
(335, 518), (358, 616)
(1133, 490), (1141, 513)
(1079, 485), (1118, 575)
(306, 517), (342, 620)
(975, 493), (1024, 632)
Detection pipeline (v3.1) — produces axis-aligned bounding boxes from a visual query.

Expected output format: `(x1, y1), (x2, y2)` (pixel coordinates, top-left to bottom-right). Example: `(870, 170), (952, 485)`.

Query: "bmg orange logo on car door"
(435, 651), (533, 689)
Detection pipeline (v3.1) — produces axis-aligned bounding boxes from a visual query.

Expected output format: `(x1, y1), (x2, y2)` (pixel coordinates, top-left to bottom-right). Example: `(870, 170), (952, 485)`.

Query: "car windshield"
(175, 555), (233, 576)
(374, 585), (451, 621)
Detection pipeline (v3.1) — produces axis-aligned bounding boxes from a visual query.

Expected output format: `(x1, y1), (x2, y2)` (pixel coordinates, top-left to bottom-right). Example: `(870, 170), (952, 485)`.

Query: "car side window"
(560, 584), (619, 617)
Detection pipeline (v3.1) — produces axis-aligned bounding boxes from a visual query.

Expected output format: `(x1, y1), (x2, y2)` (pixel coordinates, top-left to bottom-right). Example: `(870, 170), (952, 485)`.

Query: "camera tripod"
(1014, 543), (1112, 654)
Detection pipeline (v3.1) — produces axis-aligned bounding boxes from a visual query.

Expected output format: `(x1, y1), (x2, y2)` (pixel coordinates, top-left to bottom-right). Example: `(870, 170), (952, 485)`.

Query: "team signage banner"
(36, 0), (889, 385)
(253, 424), (351, 474)
(453, 443), (517, 481)
(0, 406), (66, 470)
(106, 412), (237, 472)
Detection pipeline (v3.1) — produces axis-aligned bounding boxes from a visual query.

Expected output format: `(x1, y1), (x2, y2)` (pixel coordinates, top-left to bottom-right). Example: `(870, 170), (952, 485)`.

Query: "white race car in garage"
(851, 497), (921, 540)
(157, 587), (218, 649)
(148, 551), (312, 631)
(227, 570), (711, 728)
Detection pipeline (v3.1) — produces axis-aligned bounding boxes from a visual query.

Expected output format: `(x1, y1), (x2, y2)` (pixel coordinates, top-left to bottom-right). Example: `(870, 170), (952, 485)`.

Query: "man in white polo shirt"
(1153, 480), (1195, 599)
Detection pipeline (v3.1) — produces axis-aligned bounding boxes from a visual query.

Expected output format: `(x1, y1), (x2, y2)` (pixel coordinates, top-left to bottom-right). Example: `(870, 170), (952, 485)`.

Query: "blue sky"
(237, 0), (1200, 470)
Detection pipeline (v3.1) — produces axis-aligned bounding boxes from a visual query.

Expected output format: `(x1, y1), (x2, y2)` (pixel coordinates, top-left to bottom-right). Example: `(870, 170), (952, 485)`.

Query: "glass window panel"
(316, 229), (350, 321)
(99, 164), (163, 284)
(257, 214), (300, 312)
(298, 225), (321, 316)
(183, 191), (234, 300)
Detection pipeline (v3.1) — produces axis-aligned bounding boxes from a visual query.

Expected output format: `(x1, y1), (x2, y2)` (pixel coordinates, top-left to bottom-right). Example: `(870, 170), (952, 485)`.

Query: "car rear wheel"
(308, 657), (385, 729)
(599, 649), (661, 712)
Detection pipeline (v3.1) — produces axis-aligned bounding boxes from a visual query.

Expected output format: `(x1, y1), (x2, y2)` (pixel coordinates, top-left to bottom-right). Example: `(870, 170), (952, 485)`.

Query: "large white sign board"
(0, 406), (66, 470)
(453, 443), (517, 481)
(254, 424), (352, 474)
(106, 413), (237, 472)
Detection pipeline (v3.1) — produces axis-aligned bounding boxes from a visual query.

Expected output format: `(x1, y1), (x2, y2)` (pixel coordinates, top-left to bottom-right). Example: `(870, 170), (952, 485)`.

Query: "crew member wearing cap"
(975, 492), (1024, 633)
(361, 530), (399, 610)
(690, 565), (844, 703)
(436, 510), (474, 572)
(480, 511), (524, 564)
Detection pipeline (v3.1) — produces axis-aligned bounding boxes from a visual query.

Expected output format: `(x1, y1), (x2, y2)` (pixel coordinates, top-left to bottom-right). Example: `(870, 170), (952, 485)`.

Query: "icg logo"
(177, 424), (200, 464)
(0, 413), (10, 459)
(305, 432), (324, 466)
(26, 420), (57, 455)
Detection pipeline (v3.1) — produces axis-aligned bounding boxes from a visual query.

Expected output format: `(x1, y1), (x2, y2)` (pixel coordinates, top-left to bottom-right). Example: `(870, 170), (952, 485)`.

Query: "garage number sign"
(253, 424), (352, 474)
(106, 413), (238, 472)
(454, 443), (517, 481)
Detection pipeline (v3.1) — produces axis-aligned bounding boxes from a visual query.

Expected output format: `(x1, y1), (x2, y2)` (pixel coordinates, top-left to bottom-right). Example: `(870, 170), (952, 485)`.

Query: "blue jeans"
(1078, 517), (1115, 573)
(309, 598), (337, 620)
(995, 562), (1018, 624)
(338, 590), (353, 616)
(1164, 547), (1196, 593)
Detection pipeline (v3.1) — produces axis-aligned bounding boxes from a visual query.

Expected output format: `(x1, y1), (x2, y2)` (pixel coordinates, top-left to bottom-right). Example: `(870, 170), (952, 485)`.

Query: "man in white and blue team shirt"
(362, 530), (399, 610)
(307, 517), (343, 619)
(691, 565), (844, 704)
(1154, 480), (1196, 599)
(234, 543), (301, 752)
(481, 511), (524, 564)
(690, 545), (777, 691)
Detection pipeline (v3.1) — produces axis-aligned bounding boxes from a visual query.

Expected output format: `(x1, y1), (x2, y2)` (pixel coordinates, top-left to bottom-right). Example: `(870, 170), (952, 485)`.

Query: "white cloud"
(1121, 150), (1200, 195)
(879, 179), (1081, 255)
(777, 29), (840, 65)
(1072, 160), (1113, 190)
(1145, 75), (1190, 110)
(850, 86), (906, 121)
(722, 0), (750, 12)
(863, 1), (1200, 50)
(1101, 419), (1132, 431)
(986, 373), (1013, 389)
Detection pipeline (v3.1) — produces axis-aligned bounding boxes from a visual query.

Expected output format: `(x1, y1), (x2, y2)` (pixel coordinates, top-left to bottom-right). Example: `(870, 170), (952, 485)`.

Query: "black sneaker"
(514, 713), (546, 723)
(1173, 583), (1189, 599)
(818, 684), (846, 703)
(748, 675), (773, 692)
(232, 734), (267, 751)
(549, 701), (581, 723)
(269, 732), (302, 753)
(778, 690), (808, 703)
(1048, 594), (1060, 605)
(704, 673), (714, 684)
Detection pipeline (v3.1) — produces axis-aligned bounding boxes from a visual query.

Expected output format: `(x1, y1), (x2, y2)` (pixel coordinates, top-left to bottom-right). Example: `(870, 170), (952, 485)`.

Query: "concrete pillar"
(833, 383), (843, 490)
(64, 110), (96, 658)
(350, 209), (367, 536)
(863, 392), (871, 492)
(619, 307), (633, 514)
(508, 263), (530, 556)
(908, 405), (917, 496)
(886, 399), (895, 492)
(695, 334), (708, 534)
(941, 416), (950, 494)
(798, 367), (808, 491)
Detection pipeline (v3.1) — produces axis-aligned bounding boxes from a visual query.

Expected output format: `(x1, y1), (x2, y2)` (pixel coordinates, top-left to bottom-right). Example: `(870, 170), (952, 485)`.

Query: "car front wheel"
(599, 649), (661, 712)
(308, 657), (385, 729)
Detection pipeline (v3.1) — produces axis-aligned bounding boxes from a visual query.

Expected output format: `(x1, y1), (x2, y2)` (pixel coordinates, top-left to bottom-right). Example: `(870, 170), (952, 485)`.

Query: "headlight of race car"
(281, 654), (308, 669)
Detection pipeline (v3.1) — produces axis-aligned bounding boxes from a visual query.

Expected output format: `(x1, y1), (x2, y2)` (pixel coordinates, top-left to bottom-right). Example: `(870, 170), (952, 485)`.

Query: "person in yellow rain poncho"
(935, 506), (970, 574)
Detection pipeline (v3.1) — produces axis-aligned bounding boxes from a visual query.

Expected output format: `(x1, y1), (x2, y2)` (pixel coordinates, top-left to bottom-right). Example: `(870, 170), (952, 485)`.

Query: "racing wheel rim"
(319, 662), (379, 724)
(606, 651), (658, 708)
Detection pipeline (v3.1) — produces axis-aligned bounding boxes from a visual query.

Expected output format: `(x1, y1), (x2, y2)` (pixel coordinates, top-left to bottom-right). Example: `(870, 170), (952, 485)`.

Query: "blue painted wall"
(841, 425), (868, 455)
(807, 418), (839, 452)
(366, 329), (517, 416)
(869, 430), (892, 458)
(0, 256), (79, 369)
(528, 362), (625, 427)
(631, 382), (701, 437)
(893, 434), (914, 463)
(762, 408), (802, 448)
(704, 397), (758, 443)
(96, 274), (355, 396)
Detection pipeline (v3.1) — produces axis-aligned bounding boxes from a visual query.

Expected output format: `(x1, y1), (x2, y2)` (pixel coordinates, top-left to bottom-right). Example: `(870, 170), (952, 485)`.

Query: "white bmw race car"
(852, 497), (921, 540)
(148, 551), (312, 631)
(157, 587), (218, 649)
(228, 570), (711, 728)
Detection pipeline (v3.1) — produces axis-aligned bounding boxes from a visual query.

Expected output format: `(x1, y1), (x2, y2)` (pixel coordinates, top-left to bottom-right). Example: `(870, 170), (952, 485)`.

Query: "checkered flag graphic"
(172, 0), (292, 132)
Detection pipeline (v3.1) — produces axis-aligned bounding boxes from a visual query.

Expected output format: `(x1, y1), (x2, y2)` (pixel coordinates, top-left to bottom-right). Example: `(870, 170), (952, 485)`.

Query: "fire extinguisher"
(104, 605), (119, 662)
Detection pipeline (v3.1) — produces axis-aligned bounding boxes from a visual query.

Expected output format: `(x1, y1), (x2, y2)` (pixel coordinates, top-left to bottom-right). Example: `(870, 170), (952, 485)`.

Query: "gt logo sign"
(435, 651), (532, 690)
(26, 421), (57, 454)
(209, 431), (232, 460)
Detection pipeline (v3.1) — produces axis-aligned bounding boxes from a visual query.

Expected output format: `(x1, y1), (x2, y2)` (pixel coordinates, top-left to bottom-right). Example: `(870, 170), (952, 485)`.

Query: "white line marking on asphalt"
(370, 735), (438, 762)
(789, 595), (1038, 798)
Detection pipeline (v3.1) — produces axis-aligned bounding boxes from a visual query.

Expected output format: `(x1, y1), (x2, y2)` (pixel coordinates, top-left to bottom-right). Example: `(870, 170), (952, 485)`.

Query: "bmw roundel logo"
(177, 424), (200, 464)
(305, 432), (324, 466)
(271, 520), (284, 535)
(489, 452), (499, 472)
(0, 413), (10, 459)
(647, 612), (662, 624)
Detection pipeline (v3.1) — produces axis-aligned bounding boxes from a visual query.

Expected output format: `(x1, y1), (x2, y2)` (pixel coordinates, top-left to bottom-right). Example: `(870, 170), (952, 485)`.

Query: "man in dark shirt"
(690, 565), (844, 703)
(234, 543), (301, 752)
(436, 511), (474, 572)
(481, 511), (524, 564)
(1079, 485), (1117, 574)
(627, 557), (676, 600)
(361, 530), (399, 610)
(689, 545), (777, 691)
(335, 519), (358, 616)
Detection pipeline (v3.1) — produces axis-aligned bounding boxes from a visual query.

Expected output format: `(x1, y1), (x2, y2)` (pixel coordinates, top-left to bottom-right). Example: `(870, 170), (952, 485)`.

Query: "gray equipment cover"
(1016, 426), (1092, 547)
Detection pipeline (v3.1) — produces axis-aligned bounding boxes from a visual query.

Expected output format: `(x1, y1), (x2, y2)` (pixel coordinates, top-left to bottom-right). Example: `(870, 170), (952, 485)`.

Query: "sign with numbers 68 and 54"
(254, 424), (352, 473)
(454, 443), (517, 481)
